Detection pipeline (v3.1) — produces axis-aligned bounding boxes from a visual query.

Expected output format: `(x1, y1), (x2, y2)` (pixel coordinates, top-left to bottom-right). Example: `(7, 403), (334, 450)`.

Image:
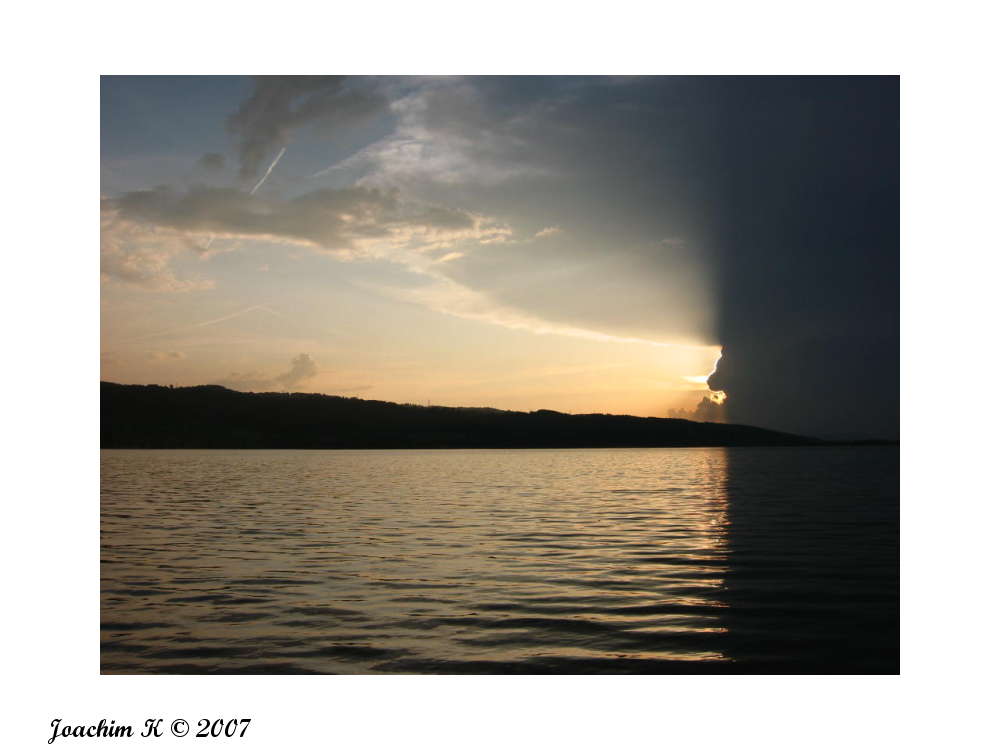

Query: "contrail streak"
(119, 305), (284, 344)
(191, 305), (284, 328)
(251, 146), (287, 194)
(202, 147), (287, 251)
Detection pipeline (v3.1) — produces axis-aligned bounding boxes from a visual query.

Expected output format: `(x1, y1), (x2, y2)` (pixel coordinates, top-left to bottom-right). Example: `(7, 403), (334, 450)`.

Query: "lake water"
(101, 447), (898, 674)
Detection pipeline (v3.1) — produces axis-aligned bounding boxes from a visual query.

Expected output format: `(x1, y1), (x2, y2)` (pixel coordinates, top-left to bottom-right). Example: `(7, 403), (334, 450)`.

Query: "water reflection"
(718, 447), (899, 673)
(101, 447), (897, 674)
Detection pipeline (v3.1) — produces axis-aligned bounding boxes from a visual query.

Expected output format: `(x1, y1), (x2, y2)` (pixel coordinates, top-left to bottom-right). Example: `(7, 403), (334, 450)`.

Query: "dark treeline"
(102, 382), (835, 449)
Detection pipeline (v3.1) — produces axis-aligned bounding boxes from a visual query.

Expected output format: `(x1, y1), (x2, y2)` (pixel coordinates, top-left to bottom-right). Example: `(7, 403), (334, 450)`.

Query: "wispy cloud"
(227, 76), (385, 182)
(315, 81), (552, 189)
(371, 274), (715, 352)
(109, 185), (510, 265)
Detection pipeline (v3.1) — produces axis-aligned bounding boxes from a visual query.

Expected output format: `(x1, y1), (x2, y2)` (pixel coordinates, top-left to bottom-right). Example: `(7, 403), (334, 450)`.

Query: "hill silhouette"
(99, 382), (838, 449)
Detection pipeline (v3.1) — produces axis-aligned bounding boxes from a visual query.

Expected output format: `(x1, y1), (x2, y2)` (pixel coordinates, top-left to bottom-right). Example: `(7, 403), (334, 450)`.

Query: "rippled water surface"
(101, 447), (898, 674)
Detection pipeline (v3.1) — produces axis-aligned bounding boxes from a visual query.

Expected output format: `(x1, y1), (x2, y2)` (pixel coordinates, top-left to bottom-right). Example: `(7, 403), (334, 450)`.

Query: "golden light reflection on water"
(102, 448), (733, 673)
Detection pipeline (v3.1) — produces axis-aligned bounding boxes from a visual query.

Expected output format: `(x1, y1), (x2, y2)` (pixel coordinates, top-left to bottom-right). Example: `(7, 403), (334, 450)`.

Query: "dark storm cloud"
(709, 335), (898, 440)
(397, 76), (898, 438)
(704, 77), (899, 439)
(227, 76), (386, 181)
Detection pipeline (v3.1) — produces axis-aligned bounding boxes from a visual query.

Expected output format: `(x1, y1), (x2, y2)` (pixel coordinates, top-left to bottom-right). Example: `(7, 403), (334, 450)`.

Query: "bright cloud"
(220, 353), (319, 392)
(100, 199), (214, 292)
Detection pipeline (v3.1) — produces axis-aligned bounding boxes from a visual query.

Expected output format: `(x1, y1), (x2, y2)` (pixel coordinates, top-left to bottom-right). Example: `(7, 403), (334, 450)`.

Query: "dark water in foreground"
(101, 447), (898, 674)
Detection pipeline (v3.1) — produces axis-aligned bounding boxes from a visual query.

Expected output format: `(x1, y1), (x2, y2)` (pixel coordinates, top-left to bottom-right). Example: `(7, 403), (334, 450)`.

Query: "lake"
(100, 447), (898, 674)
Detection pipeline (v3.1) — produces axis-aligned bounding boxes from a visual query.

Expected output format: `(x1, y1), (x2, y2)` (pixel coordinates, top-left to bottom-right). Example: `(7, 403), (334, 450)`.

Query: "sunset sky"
(101, 76), (897, 436)
(101, 76), (725, 418)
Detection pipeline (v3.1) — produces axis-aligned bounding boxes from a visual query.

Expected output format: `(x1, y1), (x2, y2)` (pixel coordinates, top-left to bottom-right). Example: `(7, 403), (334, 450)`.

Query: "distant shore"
(101, 382), (895, 450)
